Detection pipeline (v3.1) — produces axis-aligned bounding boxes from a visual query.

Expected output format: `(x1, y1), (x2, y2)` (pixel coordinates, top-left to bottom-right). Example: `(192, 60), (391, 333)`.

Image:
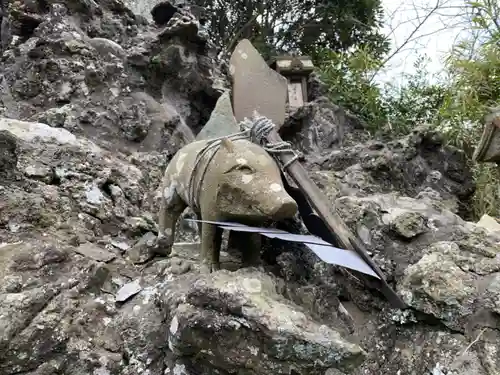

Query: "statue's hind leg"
(156, 179), (186, 256)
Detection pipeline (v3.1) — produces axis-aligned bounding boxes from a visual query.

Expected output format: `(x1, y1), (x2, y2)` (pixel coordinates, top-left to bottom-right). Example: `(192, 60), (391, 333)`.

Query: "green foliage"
(436, 0), (500, 218)
(382, 56), (450, 135)
(192, 0), (389, 61)
(316, 0), (500, 219)
(438, 34), (500, 150)
(472, 164), (500, 218)
(317, 51), (448, 136)
(317, 46), (388, 132)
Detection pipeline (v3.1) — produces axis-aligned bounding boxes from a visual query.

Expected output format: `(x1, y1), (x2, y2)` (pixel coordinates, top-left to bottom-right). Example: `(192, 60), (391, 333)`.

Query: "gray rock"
(74, 242), (117, 262)
(88, 37), (127, 60)
(302, 122), (475, 218)
(0, 0), (498, 374)
(1, 0), (224, 155)
(115, 279), (143, 302)
(0, 103), (496, 375)
(389, 210), (427, 239)
(0, 118), (79, 146)
(163, 268), (366, 374)
(195, 91), (240, 140)
(34, 105), (74, 128)
(128, 231), (157, 264)
(0, 130), (17, 181)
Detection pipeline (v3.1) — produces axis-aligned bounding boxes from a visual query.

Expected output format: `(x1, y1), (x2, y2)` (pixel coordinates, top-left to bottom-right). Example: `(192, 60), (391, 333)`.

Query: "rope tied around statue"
(187, 114), (304, 212)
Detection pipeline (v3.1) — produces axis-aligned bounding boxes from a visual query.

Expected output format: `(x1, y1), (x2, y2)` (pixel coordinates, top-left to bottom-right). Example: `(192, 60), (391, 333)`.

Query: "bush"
(316, 0), (500, 219)
(317, 49), (449, 136)
(317, 46), (388, 133)
(436, 0), (500, 218)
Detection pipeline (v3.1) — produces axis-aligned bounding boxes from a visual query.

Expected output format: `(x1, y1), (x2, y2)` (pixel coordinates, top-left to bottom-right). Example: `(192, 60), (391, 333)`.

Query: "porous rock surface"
(0, 1), (499, 375)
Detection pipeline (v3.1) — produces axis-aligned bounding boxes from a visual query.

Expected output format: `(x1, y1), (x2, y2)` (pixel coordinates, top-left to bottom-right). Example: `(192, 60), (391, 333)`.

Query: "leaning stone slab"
(230, 38), (288, 127)
(195, 91), (240, 140)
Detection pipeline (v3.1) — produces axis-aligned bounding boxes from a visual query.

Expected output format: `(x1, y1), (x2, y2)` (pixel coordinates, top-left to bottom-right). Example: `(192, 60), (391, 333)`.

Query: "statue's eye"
(224, 164), (254, 174)
(236, 165), (253, 173)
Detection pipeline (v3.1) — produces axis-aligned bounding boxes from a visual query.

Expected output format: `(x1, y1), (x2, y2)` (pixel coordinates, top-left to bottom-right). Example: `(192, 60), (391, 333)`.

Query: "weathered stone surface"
(0, 0), (497, 374)
(477, 214), (500, 233)
(88, 37), (127, 61)
(127, 231), (157, 263)
(74, 242), (117, 262)
(157, 8), (207, 44)
(195, 91), (240, 140)
(0, 0), (225, 154)
(0, 235), (364, 375)
(163, 268), (366, 374)
(388, 210), (427, 239)
(230, 39), (288, 126)
(280, 98), (362, 155)
(0, 130), (18, 181)
(268, 191), (500, 374)
(293, 122), (475, 219)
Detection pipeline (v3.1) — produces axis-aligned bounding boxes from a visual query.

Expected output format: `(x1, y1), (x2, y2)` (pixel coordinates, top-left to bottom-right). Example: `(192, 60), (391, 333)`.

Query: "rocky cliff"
(1, 1), (499, 374)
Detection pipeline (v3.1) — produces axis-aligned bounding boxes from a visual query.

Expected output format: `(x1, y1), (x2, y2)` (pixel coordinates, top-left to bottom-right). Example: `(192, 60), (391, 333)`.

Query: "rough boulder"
(1, 0), (499, 375)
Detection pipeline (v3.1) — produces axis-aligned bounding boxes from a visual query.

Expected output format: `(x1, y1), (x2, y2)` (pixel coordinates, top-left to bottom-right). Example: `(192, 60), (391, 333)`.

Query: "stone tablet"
(229, 39), (288, 128)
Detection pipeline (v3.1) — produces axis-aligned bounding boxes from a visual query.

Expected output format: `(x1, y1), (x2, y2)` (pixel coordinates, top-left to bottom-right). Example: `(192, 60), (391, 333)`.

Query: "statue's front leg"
(199, 221), (223, 273)
(157, 181), (186, 256)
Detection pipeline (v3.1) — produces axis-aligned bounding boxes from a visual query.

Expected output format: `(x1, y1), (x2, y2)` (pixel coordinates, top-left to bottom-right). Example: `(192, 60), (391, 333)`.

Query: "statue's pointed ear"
(220, 138), (235, 153)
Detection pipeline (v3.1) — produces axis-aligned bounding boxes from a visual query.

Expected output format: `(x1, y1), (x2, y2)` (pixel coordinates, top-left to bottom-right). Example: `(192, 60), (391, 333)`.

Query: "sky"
(374, 0), (473, 87)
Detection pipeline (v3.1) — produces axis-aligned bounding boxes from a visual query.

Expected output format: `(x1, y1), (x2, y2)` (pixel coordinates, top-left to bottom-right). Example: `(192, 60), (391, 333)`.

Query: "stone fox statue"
(156, 137), (298, 273)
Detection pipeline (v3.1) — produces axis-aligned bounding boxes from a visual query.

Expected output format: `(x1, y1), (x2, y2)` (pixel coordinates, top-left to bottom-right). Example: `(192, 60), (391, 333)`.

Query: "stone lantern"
(268, 55), (315, 108)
